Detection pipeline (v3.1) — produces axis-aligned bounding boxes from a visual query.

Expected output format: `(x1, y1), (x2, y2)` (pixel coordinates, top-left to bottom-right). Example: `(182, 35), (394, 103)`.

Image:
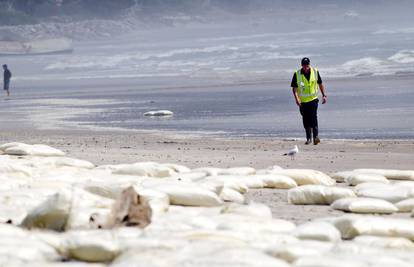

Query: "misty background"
(0, 0), (413, 138)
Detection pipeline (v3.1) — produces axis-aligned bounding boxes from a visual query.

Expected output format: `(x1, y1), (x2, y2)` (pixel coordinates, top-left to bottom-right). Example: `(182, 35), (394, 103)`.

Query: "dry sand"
(1, 129), (413, 223)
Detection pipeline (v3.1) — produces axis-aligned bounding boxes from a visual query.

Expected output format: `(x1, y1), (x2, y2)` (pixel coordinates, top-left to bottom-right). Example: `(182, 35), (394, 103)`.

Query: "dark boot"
(305, 128), (312, 145)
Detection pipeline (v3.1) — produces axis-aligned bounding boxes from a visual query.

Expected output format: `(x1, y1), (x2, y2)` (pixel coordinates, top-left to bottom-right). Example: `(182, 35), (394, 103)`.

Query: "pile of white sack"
(0, 142), (413, 266)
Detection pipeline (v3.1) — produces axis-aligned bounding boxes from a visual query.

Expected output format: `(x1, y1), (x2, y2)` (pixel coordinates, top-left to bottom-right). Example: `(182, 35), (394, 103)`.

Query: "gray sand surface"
(1, 129), (413, 223)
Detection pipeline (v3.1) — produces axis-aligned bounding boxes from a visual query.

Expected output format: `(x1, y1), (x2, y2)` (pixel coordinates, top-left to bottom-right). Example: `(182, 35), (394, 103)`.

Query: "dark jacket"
(4, 69), (11, 82)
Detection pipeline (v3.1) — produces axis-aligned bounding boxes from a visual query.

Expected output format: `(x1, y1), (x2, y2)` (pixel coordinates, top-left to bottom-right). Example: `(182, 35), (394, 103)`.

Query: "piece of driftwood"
(105, 186), (152, 228)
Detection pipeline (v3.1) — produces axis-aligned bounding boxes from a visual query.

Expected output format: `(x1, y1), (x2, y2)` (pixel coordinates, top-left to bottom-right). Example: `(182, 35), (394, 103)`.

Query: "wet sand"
(1, 129), (413, 223)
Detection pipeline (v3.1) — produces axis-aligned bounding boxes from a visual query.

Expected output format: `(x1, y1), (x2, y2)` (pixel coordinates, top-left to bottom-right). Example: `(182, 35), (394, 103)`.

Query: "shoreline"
(1, 129), (413, 173)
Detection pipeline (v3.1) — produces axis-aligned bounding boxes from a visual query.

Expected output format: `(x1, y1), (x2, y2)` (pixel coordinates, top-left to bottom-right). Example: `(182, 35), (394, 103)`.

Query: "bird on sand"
(283, 145), (299, 160)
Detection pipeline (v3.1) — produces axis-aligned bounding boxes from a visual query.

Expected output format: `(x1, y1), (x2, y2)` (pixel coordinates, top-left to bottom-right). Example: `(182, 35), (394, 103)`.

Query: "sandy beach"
(1, 129), (413, 224)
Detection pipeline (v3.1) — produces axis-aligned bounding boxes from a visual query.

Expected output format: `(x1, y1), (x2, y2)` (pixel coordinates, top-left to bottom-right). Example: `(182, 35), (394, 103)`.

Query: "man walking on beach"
(3, 64), (12, 97)
(291, 57), (327, 145)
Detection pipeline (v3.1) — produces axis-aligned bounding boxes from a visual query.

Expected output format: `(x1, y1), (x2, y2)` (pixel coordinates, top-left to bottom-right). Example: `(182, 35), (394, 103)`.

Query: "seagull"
(283, 145), (299, 160)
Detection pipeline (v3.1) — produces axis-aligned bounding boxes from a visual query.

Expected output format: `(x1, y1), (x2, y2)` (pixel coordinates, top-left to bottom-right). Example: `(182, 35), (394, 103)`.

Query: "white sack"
(271, 169), (335, 186)
(395, 198), (414, 212)
(354, 168), (414, 181)
(103, 162), (176, 177)
(355, 185), (414, 203)
(345, 173), (389, 186)
(253, 174), (297, 189)
(266, 240), (333, 263)
(20, 189), (72, 231)
(353, 235), (414, 250)
(330, 171), (355, 183)
(332, 215), (414, 240)
(293, 221), (341, 242)
(3, 143), (65, 156)
(218, 167), (256, 176)
(144, 110), (173, 116)
(148, 182), (223, 207)
(288, 185), (356, 205)
(331, 197), (398, 214)
(62, 230), (120, 262)
(219, 187), (245, 204)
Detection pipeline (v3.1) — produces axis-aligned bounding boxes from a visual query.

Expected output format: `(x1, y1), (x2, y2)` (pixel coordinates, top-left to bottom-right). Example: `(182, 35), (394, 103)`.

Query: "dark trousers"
(299, 98), (319, 140)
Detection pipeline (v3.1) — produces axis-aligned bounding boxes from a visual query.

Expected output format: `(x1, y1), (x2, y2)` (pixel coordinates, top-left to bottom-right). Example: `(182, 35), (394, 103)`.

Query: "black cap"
(301, 57), (310, 65)
(2, 64), (6, 68)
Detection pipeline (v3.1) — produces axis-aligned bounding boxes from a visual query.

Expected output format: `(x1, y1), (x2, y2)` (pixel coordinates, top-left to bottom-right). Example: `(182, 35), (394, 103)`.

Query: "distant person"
(3, 64), (11, 97)
(291, 57), (327, 145)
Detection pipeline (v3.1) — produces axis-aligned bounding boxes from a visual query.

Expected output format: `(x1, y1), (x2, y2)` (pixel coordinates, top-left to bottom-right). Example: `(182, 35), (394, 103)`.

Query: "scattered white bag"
(149, 182), (223, 207)
(106, 162), (176, 177)
(62, 230), (120, 262)
(161, 163), (191, 173)
(354, 169), (414, 181)
(144, 110), (173, 116)
(271, 169), (335, 186)
(330, 171), (355, 183)
(355, 185), (414, 203)
(51, 157), (95, 169)
(331, 197), (398, 214)
(353, 182), (390, 193)
(288, 185), (356, 205)
(345, 173), (389, 186)
(218, 167), (256, 176)
(332, 215), (414, 240)
(353, 236), (414, 250)
(20, 189), (72, 231)
(293, 221), (341, 242)
(200, 176), (248, 193)
(253, 174), (297, 189)
(266, 240), (333, 263)
(395, 198), (414, 212)
(3, 143), (65, 157)
(219, 187), (245, 204)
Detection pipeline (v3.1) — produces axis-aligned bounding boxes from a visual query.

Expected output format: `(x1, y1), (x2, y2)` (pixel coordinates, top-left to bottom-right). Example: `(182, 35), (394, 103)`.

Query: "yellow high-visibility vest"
(296, 67), (319, 103)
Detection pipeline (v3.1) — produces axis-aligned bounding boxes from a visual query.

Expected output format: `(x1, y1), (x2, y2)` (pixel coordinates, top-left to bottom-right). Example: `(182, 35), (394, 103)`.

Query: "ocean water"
(1, 16), (414, 139)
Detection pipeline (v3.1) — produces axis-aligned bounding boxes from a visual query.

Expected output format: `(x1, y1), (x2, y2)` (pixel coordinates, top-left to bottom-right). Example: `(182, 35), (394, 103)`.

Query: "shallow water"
(1, 15), (414, 139)
(1, 75), (413, 139)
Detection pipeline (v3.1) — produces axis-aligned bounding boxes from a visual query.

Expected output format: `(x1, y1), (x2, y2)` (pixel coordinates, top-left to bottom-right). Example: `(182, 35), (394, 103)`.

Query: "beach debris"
(395, 198), (414, 212)
(352, 235), (414, 250)
(106, 186), (152, 228)
(355, 184), (414, 203)
(288, 185), (356, 205)
(293, 221), (341, 242)
(270, 169), (336, 186)
(331, 197), (398, 214)
(20, 189), (72, 231)
(61, 230), (121, 262)
(331, 215), (414, 240)
(354, 168), (414, 181)
(283, 145), (299, 160)
(143, 110), (174, 116)
(0, 142), (65, 156)
(345, 173), (389, 186)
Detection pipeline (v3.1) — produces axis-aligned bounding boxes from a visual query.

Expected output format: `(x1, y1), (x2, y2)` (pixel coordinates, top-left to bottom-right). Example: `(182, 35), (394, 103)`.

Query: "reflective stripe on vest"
(296, 67), (319, 103)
